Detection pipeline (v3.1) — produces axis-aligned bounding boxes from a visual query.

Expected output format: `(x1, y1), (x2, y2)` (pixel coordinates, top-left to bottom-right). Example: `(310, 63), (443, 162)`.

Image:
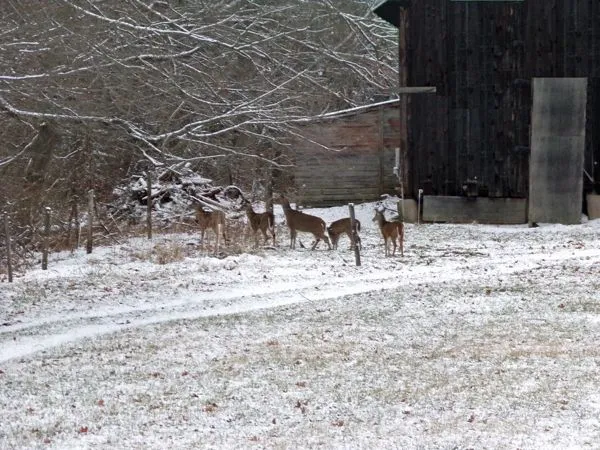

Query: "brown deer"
(276, 195), (331, 250)
(327, 218), (361, 250)
(243, 199), (276, 247)
(195, 205), (227, 248)
(373, 206), (404, 256)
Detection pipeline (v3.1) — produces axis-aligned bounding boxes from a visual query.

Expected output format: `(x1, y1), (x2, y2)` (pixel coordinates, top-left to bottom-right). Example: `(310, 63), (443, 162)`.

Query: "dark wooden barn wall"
(588, 77), (600, 192)
(406, 0), (600, 199)
(293, 106), (400, 206)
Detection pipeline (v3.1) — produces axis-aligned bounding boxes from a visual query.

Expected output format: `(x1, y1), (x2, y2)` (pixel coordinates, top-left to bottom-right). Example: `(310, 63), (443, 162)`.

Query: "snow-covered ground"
(1, 199), (600, 449)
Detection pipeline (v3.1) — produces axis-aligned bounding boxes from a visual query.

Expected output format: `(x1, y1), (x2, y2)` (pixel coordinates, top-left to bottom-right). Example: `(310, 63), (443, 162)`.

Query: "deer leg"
(290, 229), (296, 249)
(333, 235), (339, 250)
(222, 224), (228, 244)
(261, 228), (269, 246)
(311, 238), (320, 250)
(214, 225), (220, 247)
(215, 225), (221, 254)
(249, 224), (256, 246)
(354, 233), (361, 251)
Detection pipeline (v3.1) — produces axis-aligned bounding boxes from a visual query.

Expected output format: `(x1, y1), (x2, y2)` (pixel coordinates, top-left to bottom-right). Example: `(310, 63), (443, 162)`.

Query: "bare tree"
(0, 0), (396, 255)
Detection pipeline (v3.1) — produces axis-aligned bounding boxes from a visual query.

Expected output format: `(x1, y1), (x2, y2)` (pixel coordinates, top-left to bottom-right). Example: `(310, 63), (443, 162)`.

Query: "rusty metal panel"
(529, 78), (587, 224)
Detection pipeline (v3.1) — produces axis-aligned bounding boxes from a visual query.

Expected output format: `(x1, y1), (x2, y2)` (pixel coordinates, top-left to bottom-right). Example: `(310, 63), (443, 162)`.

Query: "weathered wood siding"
(294, 105), (400, 206)
(405, 0), (600, 199)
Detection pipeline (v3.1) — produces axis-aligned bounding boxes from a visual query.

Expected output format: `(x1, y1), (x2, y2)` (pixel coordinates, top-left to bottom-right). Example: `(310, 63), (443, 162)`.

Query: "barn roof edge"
(372, 0), (412, 28)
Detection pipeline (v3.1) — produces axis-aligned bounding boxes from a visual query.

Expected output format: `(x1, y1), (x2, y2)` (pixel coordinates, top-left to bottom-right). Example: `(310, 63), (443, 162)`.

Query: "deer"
(373, 205), (404, 257)
(195, 205), (227, 249)
(327, 217), (361, 250)
(276, 195), (331, 250)
(242, 198), (276, 248)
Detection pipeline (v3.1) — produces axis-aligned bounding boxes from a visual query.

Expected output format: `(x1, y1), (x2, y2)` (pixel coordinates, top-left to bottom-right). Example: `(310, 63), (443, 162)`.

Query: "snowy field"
(1, 199), (600, 449)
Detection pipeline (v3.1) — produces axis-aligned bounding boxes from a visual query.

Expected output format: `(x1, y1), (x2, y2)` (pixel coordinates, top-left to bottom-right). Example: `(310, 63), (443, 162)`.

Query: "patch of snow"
(1, 201), (600, 449)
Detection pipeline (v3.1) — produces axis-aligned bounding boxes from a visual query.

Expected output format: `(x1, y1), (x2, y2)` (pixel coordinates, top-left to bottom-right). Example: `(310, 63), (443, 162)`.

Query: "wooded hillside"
(0, 0), (396, 257)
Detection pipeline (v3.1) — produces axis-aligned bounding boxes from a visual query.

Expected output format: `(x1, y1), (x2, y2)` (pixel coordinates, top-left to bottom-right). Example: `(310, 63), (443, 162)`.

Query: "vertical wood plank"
(3, 213), (12, 283)
(146, 172), (153, 240)
(87, 189), (94, 254)
(42, 207), (50, 270)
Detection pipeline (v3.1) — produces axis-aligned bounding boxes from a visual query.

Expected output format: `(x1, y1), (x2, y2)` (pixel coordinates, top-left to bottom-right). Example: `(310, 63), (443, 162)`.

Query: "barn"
(366, 0), (600, 223)
(292, 99), (403, 207)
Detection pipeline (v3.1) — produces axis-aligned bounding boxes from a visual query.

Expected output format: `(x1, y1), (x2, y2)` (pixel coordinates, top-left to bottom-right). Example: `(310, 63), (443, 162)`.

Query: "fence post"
(87, 189), (94, 254)
(67, 195), (79, 252)
(348, 203), (361, 267)
(146, 171), (152, 240)
(42, 207), (51, 270)
(417, 189), (423, 225)
(3, 213), (13, 282)
(215, 223), (222, 255)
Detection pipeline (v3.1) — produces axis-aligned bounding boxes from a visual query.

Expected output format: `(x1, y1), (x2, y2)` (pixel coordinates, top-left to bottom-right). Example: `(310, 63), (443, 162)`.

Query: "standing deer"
(373, 206), (404, 256)
(195, 205), (227, 248)
(243, 199), (276, 247)
(327, 218), (361, 250)
(277, 195), (331, 250)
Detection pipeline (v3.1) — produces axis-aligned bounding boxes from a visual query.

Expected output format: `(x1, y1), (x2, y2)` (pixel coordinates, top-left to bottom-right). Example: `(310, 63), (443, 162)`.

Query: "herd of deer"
(194, 194), (404, 257)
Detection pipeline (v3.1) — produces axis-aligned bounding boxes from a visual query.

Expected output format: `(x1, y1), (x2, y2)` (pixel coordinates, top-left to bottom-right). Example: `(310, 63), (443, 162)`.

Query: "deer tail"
(397, 222), (404, 239)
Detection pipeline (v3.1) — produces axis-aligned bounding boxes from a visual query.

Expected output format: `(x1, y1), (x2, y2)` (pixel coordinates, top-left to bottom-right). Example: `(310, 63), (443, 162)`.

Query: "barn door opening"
(528, 78), (588, 225)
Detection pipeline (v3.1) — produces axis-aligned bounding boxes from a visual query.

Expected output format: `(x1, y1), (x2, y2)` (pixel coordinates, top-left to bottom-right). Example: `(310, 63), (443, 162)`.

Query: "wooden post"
(215, 223), (222, 255)
(417, 188), (423, 225)
(74, 200), (80, 250)
(146, 172), (153, 240)
(67, 197), (74, 249)
(42, 207), (51, 270)
(348, 203), (361, 267)
(86, 189), (94, 254)
(3, 213), (12, 282)
(67, 195), (79, 251)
